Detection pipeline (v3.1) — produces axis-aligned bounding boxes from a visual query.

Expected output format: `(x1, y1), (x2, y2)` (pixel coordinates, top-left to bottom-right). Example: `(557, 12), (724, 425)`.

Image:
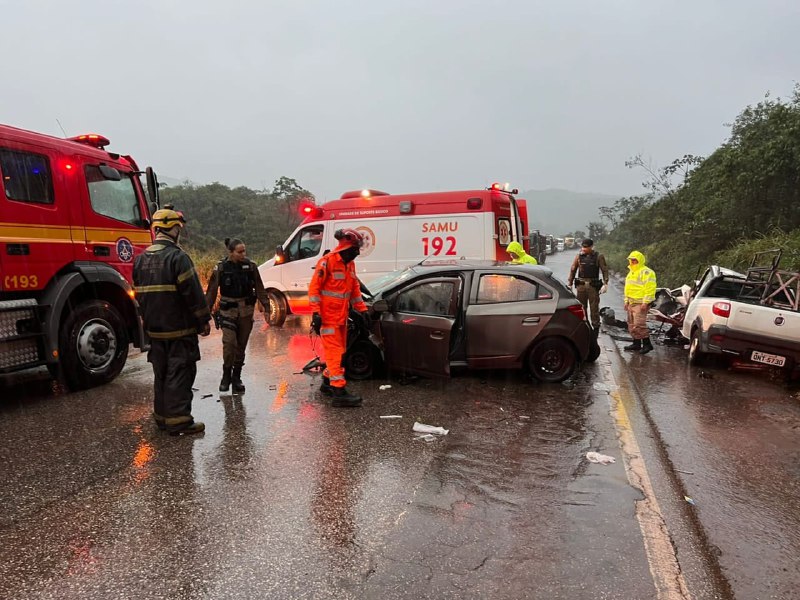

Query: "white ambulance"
(259, 185), (529, 325)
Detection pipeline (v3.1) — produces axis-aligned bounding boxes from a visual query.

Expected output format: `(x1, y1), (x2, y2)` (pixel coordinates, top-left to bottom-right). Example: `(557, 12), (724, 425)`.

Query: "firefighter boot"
(232, 364), (246, 394)
(320, 376), (334, 396)
(624, 339), (642, 352)
(168, 420), (206, 436)
(331, 386), (362, 408)
(219, 367), (232, 392)
(640, 337), (654, 355)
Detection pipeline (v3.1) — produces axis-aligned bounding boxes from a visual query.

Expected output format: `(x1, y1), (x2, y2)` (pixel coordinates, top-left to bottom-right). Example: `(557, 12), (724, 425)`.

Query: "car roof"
(408, 259), (554, 277)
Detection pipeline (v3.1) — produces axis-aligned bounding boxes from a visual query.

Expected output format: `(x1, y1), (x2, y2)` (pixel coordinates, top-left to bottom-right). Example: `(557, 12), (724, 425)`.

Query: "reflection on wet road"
(0, 252), (797, 599)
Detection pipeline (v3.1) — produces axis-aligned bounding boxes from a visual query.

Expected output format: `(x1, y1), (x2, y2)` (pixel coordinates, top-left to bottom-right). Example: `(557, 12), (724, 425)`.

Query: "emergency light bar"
(489, 182), (519, 195)
(68, 134), (111, 149)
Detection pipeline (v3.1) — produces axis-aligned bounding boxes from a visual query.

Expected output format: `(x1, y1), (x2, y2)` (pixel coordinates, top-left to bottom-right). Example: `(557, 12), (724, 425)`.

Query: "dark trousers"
(220, 301), (255, 368)
(148, 336), (200, 427)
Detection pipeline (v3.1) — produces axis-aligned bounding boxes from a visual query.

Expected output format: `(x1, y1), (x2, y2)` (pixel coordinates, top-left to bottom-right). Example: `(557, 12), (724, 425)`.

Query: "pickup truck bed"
(681, 267), (800, 375)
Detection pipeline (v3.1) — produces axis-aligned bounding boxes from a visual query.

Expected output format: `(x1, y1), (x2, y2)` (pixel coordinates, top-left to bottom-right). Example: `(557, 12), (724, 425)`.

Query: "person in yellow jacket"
(506, 241), (538, 265)
(623, 250), (657, 354)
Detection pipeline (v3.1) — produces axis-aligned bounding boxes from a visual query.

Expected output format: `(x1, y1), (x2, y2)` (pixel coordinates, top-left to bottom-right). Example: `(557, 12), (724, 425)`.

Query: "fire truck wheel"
(267, 291), (287, 327)
(59, 300), (129, 390)
(528, 337), (578, 383)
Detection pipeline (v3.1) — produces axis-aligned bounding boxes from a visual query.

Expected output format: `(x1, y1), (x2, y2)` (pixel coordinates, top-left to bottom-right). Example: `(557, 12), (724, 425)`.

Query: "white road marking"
(601, 359), (693, 600)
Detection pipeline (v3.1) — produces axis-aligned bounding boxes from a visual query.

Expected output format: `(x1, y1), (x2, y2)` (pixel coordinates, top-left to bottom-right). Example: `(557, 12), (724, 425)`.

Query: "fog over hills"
(520, 189), (621, 236)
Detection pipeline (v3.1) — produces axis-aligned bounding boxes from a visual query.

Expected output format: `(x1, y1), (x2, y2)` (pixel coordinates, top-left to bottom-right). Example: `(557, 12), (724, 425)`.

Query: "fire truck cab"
(0, 124), (160, 389)
(259, 184), (528, 326)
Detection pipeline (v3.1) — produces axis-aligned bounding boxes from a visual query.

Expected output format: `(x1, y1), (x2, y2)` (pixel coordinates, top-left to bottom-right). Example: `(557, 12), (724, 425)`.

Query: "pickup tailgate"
(727, 304), (800, 343)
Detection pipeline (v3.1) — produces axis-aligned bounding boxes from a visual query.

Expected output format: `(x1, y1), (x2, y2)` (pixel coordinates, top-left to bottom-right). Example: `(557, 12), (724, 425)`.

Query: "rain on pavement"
(1, 252), (798, 600)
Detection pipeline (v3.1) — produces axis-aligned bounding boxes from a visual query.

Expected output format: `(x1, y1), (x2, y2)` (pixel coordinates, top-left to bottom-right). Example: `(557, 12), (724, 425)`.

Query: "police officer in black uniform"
(133, 207), (211, 435)
(205, 237), (270, 393)
(567, 238), (609, 332)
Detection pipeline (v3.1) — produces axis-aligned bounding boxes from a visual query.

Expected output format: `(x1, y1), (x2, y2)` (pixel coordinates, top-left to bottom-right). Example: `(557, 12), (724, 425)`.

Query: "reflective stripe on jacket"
(624, 250), (657, 303)
(308, 246), (367, 324)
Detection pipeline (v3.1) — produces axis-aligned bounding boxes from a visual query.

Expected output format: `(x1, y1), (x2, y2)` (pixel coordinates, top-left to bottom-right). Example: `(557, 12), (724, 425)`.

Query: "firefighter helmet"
(334, 228), (364, 248)
(151, 207), (186, 230)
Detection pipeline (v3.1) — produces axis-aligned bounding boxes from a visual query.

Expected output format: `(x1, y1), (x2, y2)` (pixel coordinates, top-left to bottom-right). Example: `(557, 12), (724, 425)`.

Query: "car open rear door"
(379, 277), (460, 378)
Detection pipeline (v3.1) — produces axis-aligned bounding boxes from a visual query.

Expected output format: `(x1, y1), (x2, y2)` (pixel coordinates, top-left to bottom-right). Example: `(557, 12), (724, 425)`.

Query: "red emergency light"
(68, 134), (111, 149)
(299, 201), (323, 219)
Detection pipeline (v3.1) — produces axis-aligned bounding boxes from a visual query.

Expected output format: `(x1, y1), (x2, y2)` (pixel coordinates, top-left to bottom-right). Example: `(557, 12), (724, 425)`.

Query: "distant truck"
(0, 124), (160, 389)
(682, 251), (800, 378)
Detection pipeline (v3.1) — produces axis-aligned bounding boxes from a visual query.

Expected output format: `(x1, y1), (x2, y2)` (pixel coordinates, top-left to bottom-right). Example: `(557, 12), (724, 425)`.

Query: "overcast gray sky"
(2, 0), (798, 201)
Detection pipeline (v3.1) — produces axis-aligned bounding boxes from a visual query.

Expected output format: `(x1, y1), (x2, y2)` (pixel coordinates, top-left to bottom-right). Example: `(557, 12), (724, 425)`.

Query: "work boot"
(640, 337), (654, 355)
(624, 339), (642, 352)
(168, 421), (205, 436)
(153, 412), (166, 431)
(331, 386), (362, 407)
(320, 376), (333, 396)
(219, 367), (232, 392)
(231, 364), (245, 394)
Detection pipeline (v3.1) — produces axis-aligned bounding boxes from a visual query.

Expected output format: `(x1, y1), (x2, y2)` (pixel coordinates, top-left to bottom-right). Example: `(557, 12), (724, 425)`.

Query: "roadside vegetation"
(158, 176), (313, 285)
(594, 85), (800, 286)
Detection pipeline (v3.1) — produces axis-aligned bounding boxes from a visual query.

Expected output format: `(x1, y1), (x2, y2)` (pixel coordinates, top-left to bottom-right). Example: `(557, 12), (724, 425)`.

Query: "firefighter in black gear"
(567, 238), (609, 331)
(205, 237), (270, 393)
(133, 207), (211, 435)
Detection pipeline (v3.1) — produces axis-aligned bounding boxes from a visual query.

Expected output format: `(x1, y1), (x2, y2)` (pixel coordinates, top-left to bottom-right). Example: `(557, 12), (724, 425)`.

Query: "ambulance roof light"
(68, 134), (111, 149)
(489, 182), (518, 195)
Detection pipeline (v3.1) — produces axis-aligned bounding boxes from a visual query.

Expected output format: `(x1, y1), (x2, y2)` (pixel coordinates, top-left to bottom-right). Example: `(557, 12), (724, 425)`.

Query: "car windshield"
(362, 267), (417, 299)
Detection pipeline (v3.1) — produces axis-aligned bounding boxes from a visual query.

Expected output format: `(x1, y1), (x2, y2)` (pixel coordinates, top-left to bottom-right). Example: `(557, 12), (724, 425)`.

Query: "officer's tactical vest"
(577, 251), (600, 280)
(219, 260), (256, 299)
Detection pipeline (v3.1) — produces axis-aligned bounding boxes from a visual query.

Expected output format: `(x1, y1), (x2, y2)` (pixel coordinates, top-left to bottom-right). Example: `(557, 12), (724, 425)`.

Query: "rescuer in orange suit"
(309, 228), (369, 407)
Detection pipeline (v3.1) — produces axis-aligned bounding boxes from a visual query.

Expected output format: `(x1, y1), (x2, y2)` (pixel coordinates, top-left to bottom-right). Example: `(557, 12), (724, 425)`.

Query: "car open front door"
(379, 277), (460, 378)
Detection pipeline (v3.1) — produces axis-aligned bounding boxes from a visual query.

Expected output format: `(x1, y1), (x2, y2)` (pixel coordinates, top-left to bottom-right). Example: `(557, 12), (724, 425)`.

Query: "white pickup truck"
(681, 264), (800, 377)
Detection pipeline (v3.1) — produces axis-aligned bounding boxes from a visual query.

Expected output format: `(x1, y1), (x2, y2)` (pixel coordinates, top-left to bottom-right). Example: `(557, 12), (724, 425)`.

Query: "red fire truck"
(0, 124), (160, 389)
(259, 184), (529, 326)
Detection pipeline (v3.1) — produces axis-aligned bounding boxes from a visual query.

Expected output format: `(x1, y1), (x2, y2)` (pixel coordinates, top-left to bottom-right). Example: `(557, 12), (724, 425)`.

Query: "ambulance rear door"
(279, 222), (327, 311)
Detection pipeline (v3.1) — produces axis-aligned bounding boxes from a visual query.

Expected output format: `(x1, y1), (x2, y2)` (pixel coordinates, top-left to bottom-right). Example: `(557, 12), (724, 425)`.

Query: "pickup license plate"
(751, 350), (786, 367)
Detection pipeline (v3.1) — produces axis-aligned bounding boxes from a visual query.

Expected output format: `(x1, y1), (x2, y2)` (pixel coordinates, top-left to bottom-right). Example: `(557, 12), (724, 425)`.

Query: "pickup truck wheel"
(267, 291), (287, 327)
(528, 337), (577, 383)
(59, 300), (129, 390)
(688, 329), (707, 366)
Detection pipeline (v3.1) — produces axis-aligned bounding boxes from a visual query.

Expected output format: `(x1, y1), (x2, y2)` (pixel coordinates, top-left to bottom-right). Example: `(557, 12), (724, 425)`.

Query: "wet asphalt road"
(1, 252), (798, 599)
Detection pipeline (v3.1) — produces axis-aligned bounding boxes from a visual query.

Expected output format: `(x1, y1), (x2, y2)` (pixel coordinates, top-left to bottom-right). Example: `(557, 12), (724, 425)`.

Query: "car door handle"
(523, 316), (541, 324)
(430, 331), (445, 340)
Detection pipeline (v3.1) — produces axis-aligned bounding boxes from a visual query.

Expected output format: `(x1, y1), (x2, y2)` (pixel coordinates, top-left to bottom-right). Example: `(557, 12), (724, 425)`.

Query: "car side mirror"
(276, 245), (285, 259)
(372, 299), (390, 313)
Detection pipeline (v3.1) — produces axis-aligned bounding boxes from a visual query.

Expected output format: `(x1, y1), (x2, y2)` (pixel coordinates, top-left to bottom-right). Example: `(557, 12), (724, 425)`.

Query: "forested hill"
(159, 176), (312, 262)
(599, 85), (800, 287)
(520, 189), (619, 236)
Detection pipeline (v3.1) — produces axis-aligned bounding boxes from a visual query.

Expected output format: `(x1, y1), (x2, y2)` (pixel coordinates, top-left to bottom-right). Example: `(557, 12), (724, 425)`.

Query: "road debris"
(586, 451), (616, 465)
(380, 415), (402, 419)
(201, 393), (212, 399)
(379, 384), (392, 390)
(413, 422), (449, 436)
(684, 496), (696, 506)
(519, 415), (531, 420)
(414, 434), (437, 442)
(592, 382), (618, 393)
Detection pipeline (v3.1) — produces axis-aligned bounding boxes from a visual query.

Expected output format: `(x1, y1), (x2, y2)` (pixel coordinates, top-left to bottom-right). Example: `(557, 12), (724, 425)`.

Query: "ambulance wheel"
(344, 341), (379, 380)
(267, 291), (287, 327)
(528, 337), (577, 383)
(59, 300), (129, 390)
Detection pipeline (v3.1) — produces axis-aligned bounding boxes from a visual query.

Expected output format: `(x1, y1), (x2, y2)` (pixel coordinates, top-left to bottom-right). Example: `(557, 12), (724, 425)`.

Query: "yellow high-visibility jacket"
(624, 250), (657, 304)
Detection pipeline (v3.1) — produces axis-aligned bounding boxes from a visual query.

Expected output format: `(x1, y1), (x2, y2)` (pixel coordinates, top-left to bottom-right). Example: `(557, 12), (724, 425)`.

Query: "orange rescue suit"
(308, 244), (367, 388)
